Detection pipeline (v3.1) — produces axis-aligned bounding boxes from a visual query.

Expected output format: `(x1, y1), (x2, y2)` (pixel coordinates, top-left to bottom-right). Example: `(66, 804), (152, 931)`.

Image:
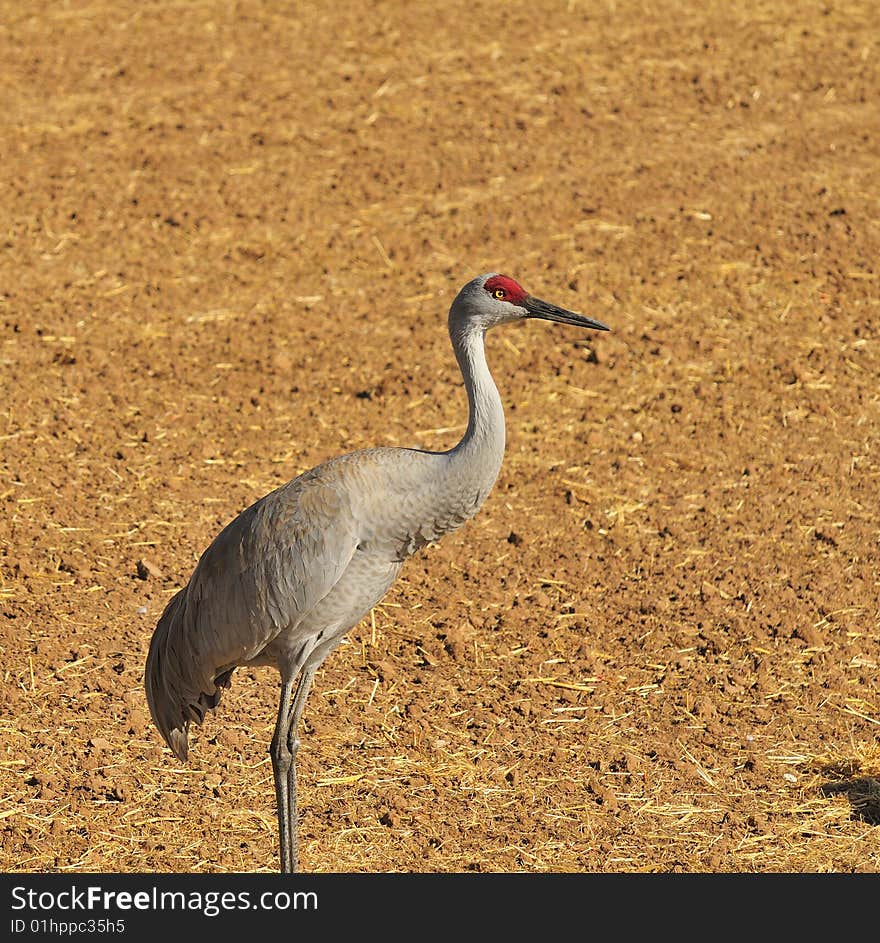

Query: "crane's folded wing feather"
(145, 470), (360, 759)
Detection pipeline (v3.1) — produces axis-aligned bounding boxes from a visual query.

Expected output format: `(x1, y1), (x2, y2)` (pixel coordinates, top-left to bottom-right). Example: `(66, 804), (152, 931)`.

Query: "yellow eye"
(493, 288), (506, 300)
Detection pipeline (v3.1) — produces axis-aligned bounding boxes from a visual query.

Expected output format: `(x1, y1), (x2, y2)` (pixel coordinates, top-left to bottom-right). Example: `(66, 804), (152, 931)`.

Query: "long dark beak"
(524, 295), (610, 332)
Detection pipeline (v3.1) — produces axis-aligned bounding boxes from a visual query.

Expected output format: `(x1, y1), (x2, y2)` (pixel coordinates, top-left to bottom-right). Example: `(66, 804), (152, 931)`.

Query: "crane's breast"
(282, 548), (403, 650)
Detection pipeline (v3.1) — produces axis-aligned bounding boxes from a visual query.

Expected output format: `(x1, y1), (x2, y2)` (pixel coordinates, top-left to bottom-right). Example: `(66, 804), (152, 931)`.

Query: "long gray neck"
(446, 321), (506, 488)
(371, 318), (507, 559)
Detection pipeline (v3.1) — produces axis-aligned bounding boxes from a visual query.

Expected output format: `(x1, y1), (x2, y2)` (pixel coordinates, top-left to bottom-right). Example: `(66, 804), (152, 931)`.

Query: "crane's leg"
(284, 664), (317, 874)
(270, 677), (295, 874)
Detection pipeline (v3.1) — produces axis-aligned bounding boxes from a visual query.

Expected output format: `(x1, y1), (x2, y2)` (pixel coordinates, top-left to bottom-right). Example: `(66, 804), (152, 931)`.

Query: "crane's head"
(450, 272), (610, 335)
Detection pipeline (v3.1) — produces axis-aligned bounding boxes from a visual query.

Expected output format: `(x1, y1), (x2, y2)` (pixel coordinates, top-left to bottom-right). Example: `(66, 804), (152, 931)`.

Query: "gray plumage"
(145, 272), (609, 872)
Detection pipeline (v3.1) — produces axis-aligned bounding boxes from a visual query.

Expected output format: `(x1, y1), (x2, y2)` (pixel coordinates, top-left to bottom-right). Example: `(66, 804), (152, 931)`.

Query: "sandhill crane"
(145, 272), (609, 872)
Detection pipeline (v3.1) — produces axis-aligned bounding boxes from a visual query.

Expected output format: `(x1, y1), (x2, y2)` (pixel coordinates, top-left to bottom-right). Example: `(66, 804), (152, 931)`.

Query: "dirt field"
(2, 0), (879, 873)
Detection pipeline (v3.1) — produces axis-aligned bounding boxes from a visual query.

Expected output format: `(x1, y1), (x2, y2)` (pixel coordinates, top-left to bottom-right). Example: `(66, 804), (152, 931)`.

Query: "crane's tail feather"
(145, 589), (234, 762)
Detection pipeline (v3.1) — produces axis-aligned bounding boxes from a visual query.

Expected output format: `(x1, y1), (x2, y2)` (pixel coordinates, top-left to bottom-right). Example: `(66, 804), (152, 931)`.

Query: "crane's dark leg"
(270, 677), (295, 873)
(284, 664), (317, 874)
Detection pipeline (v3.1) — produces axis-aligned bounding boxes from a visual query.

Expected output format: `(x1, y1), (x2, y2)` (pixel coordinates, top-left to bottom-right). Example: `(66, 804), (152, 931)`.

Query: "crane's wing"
(145, 467), (360, 760)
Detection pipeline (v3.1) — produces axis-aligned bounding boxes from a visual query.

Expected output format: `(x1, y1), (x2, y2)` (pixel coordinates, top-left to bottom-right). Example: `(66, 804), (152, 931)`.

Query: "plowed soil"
(2, 0), (879, 873)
